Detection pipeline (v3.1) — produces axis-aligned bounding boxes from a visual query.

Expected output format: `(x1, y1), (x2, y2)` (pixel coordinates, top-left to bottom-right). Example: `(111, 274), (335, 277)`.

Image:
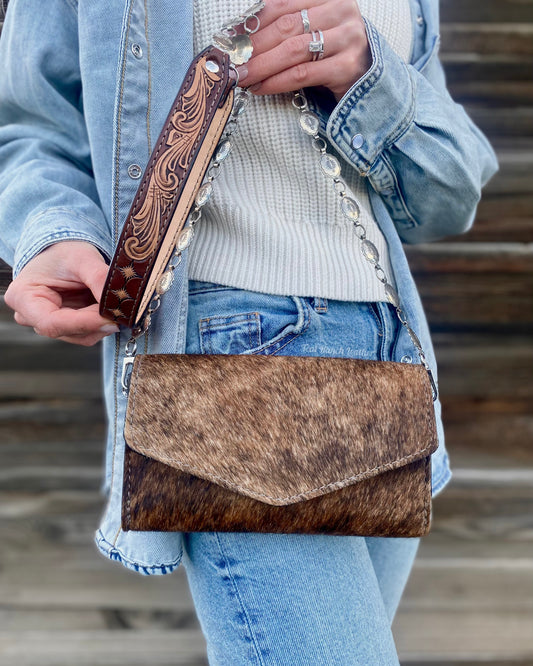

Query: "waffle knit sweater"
(188, 0), (413, 301)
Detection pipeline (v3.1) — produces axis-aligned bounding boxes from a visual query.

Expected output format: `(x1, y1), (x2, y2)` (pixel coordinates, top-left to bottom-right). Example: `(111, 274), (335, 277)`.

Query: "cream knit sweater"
(188, 0), (413, 301)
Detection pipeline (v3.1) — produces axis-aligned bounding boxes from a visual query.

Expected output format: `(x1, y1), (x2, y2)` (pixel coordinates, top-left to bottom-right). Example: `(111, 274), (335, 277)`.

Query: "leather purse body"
(122, 354), (438, 537)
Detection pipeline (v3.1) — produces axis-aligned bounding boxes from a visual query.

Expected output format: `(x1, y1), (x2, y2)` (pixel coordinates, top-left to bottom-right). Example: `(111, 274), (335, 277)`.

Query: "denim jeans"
(182, 279), (420, 665)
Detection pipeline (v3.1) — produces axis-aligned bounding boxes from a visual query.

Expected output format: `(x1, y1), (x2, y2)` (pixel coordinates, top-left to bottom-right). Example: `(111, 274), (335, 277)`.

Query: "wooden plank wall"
(0, 1), (532, 664)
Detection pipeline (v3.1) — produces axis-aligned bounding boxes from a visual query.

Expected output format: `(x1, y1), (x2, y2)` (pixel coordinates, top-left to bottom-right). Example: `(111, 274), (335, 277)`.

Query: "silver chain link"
(292, 90), (437, 400)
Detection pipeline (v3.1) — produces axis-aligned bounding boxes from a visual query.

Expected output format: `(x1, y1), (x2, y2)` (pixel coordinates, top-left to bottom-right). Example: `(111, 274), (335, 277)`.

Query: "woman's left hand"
(236, 0), (371, 102)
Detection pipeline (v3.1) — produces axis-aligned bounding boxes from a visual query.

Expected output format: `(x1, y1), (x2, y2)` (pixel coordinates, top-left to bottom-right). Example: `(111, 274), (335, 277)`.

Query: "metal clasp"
(121, 356), (135, 395)
(427, 368), (438, 402)
(121, 338), (138, 395)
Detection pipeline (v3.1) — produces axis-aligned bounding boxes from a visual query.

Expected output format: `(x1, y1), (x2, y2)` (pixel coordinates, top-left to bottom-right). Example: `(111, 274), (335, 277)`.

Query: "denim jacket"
(0, 0), (498, 574)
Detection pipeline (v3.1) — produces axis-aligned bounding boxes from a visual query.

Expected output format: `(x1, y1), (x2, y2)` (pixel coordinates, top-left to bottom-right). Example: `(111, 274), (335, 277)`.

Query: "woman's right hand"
(4, 240), (119, 346)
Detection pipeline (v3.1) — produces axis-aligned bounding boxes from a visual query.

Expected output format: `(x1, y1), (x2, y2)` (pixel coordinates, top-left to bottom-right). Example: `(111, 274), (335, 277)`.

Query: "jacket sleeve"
(310, 9), (499, 244)
(0, 0), (112, 277)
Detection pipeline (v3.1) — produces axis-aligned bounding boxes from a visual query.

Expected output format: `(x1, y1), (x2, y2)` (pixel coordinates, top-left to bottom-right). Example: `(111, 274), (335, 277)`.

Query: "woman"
(0, 0), (497, 662)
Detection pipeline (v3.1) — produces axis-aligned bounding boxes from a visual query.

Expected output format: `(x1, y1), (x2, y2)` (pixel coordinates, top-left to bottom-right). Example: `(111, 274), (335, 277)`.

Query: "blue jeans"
(182, 280), (420, 665)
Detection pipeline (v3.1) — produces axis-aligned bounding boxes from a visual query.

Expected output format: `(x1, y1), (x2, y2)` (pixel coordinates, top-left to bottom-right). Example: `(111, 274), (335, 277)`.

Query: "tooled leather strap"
(100, 46), (235, 328)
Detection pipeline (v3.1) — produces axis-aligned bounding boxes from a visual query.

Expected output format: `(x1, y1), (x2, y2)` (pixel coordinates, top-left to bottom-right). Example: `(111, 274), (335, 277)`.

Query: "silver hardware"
(127, 164), (142, 179)
(354, 224), (366, 240)
(241, 0), (265, 18)
(351, 133), (364, 150)
(244, 14), (261, 34)
(213, 2), (263, 65)
(196, 182), (213, 207)
(299, 111), (320, 136)
(292, 92), (308, 111)
(312, 136), (327, 153)
(156, 270), (174, 295)
(385, 284), (400, 307)
(131, 43), (143, 59)
(401, 355), (413, 364)
(320, 153), (341, 178)
(205, 59), (220, 73)
(361, 239), (379, 264)
(228, 34), (254, 65)
(176, 226), (195, 251)
(213, 32), (234, 51)
(333, 178), (346, 196)
(121, 356), (135, 394)
(215, 139), (232, 162)
(301, 9), (311, 33)
(341, 197), (360, 221)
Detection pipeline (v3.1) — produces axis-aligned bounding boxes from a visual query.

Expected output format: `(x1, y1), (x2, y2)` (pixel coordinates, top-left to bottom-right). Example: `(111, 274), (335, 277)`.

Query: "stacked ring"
(300, 8), (311, 33)
(308, 30), (325, 61)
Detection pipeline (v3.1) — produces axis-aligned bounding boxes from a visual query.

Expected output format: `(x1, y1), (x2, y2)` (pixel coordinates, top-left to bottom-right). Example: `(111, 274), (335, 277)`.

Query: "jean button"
(351, 133), (364, 150)
(128, 164), (142, 179)
(401, 354), (413, 364)
(131, 43), (143, 59)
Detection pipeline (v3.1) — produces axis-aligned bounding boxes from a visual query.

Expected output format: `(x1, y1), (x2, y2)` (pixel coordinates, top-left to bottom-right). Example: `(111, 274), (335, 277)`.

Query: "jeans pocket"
(185, 281), (309, 356)
(199, 312), (262, 355)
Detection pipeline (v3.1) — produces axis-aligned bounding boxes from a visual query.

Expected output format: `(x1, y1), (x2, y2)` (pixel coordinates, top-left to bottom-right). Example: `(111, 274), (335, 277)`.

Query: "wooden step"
(466, 105), (533, 139)
(442, 23), (533, 57)
(449, 80), (533, 107)
(406, 243), (533, 328)
(441, 0), (533, 24)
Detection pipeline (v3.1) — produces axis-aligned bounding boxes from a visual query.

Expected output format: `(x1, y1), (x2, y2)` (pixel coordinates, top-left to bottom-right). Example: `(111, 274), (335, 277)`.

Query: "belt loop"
(312, 297), (328, 313)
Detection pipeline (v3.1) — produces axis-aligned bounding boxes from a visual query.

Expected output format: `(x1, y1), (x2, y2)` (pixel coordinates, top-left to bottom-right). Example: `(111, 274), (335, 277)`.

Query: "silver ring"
(300, 9), (311, 33)
(308, 30), (324, 61)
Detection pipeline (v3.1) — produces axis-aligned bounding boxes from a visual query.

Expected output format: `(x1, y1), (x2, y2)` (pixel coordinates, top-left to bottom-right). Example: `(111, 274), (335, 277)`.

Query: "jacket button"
(131, 43), (143, 59)
(128, 164), (142, 179)
(401, 355), (413, 364)
(351, 133), (364, 150)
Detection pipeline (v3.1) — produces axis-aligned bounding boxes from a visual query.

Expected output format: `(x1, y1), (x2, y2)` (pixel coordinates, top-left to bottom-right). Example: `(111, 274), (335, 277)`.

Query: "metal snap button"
(131, 43), (143, 59)
(351, 133), (364, 150)
(128, 164), (142, 179)
(416, 15), (424, 26)
(401, 355), (413, 364)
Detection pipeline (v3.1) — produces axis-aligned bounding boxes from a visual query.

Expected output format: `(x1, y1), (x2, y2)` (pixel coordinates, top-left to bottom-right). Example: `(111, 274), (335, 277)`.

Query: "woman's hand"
(4, 241), (118, 346)
(236, 0), (371, 102)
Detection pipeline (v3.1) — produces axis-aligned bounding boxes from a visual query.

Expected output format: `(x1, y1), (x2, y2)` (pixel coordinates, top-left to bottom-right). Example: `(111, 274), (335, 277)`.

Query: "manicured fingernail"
(236, 65), (248, 81)
(249, 82), (262, 93)
(100, 324), (119, 334)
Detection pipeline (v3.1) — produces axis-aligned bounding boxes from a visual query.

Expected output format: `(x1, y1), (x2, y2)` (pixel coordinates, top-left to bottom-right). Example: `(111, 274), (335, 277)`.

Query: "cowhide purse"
(100, 12), (440, 538)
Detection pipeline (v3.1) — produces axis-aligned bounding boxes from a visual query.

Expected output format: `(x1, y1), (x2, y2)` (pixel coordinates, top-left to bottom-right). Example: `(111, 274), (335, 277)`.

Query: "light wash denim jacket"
(0, 0), (497, 574)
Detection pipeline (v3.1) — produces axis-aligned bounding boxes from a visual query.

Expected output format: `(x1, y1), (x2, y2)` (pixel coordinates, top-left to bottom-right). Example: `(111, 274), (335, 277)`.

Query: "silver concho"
(320, 153), (341, 178)
(341, 197), (360, 221)
(156, 271), (174, 296)
(299, 111), (320, 136)
(176, 226), (194, 252)
(195, 182), (213, 208)
(228, 34), (254, 65)
(385, 284), (400, 308)
(361, 240), (380, 264)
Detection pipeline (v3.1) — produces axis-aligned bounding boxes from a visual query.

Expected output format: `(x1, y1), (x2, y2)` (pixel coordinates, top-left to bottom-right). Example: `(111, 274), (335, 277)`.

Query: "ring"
(300, 9), (311, 33)
(308, 30), (324, 61)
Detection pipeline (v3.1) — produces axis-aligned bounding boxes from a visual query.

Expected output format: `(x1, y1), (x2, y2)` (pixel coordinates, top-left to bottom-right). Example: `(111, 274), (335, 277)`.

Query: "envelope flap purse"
(125, 353), (438, 506)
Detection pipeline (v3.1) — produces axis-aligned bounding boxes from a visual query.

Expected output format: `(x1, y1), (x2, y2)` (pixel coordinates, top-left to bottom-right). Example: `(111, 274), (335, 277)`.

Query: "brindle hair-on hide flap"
(122, 353), (438, 537)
